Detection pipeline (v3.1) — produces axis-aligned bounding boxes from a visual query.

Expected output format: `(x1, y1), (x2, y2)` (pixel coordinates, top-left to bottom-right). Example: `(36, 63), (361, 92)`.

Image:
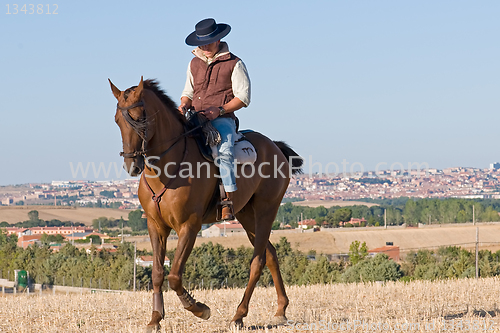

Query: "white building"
(490, 162), (500, 170)
(201, 221), (245, 238)
(136, 255), (170, 267)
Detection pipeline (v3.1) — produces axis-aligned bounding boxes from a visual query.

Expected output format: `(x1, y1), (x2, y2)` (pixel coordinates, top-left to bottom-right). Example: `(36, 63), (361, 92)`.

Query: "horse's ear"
(132, 76), (144, 101)
(108, 79), (121, 100)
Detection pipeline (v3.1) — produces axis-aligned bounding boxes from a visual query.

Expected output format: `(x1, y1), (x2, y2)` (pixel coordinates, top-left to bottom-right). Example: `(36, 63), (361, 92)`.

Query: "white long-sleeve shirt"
(181, 42), (251, 107)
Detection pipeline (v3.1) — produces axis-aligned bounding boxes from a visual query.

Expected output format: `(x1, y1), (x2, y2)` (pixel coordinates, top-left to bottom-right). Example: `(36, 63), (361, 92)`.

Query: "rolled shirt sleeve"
(231, 60), (251, 107)
(181, 62), (194, 100)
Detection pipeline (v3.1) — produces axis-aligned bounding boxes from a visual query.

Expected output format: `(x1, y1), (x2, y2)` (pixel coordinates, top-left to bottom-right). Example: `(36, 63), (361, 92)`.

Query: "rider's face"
(199, 41), (220, 59)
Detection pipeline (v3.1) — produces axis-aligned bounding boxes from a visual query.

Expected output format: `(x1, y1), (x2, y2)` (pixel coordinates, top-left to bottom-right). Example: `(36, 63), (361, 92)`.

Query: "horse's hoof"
(186, 302), (211, 320)
(145, 324), (160, 333)
(199, 304), (211, 320)
(270, 315), (287, 325)
(229, 319), (244, 330)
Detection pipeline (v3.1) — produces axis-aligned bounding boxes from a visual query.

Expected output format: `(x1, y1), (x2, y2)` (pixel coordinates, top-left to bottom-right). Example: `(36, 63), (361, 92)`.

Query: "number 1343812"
(6, 4), (58, 14)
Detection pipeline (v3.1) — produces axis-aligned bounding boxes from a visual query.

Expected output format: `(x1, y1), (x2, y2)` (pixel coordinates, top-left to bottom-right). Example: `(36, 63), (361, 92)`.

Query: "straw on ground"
(1, 277), (499, 332)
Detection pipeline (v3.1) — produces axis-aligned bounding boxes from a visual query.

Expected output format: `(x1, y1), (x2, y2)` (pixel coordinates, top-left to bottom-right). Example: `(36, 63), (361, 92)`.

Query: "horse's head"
(109, 77), (146, 176)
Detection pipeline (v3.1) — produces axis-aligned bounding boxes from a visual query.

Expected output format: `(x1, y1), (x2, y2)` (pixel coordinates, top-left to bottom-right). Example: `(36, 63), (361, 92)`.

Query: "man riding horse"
(109, 17), (303, 331)
(177, 18), (251, 221)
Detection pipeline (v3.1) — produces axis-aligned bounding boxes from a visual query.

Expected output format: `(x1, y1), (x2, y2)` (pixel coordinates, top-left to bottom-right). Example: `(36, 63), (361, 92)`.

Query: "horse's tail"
(273, 141), (304, 175)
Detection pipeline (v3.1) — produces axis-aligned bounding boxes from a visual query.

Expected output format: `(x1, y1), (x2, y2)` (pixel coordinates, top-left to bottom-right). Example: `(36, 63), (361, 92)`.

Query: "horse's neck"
(144, 91), (185, 156)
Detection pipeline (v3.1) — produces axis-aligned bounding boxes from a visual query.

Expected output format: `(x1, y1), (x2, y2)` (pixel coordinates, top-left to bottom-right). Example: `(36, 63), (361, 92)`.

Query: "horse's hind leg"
(232, 201), (288, 327)
(265, 242), (289, 323)
(238, 213), (289, 324)
(146, 219), (170, 332)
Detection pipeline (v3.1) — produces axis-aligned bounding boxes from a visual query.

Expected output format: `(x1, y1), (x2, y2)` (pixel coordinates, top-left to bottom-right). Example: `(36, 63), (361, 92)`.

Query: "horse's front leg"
(146, 219), (171, 332)
(167, 225), (211, 320)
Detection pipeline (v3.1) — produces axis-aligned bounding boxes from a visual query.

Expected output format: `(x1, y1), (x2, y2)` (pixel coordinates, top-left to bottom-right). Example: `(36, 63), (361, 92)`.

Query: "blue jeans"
(211, 117), (238, 192)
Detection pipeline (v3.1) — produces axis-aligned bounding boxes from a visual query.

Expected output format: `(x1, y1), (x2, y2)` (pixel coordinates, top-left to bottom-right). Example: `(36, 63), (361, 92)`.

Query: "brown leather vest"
(190, 52), (239, 120)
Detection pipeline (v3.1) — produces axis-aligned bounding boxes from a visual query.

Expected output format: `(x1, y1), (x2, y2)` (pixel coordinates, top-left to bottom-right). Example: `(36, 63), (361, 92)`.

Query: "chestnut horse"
(109, 77), (302, 331)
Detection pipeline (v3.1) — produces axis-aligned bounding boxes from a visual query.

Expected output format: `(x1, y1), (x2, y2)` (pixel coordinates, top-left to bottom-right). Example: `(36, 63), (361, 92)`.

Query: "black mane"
(144, 79), (186, 124)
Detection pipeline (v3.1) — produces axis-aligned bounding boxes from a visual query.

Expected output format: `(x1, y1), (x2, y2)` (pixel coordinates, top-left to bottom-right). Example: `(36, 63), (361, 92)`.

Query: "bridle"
(116, 96), (215, 228)
(117, 100), (208, 164)
(117, 101), (147, 158)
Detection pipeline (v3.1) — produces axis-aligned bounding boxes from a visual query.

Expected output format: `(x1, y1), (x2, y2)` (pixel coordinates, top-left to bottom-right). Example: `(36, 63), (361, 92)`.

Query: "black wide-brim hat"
(185, 18), (231, 46)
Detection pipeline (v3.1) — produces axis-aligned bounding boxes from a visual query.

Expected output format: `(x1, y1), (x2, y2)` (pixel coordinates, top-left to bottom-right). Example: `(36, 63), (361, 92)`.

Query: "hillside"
(0, 206), (131, 225)
(129, 223), (500, 254)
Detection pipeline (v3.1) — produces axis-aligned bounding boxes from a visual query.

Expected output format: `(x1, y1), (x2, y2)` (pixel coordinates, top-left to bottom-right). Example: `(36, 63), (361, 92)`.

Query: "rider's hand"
(178, 97), (192, 115)
(203, 106), (220, 120)
(178, 104), (188, 115)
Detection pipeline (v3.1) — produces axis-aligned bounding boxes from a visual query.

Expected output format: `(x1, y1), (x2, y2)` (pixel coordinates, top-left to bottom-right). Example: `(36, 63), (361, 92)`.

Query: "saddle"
(185, 111), (257, 164)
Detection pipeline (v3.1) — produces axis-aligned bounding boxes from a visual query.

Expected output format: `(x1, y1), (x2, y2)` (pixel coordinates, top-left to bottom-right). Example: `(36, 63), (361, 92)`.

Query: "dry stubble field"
(1, 278), (500, 332)
(0, 206), (132, 225)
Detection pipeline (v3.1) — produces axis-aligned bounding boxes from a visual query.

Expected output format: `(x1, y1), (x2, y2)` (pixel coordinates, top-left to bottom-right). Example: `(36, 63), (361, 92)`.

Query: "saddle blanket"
(210, 132), (257, 164)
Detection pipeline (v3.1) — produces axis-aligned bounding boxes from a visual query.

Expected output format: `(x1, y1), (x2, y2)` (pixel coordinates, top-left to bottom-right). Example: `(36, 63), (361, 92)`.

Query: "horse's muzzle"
(124, 155), (144, 176)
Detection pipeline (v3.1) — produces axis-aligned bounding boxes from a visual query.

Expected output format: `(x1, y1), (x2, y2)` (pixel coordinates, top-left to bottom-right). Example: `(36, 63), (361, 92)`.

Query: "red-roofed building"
(64, 231), (111, 241)
(368, 245), (400, 261)
(298, 219), (317, 229)
(201, 221), (245, 238)
(136, 255), (170, 267)
(85, 244), (118, 254)
(2, 227), (31, 237)
(17, 235), (43, 249)
(29, 226), (93, 235)
(339, 218), (367, 227)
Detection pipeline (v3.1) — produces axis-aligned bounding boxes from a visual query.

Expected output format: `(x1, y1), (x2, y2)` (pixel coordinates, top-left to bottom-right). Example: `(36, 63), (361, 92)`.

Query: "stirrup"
(220, 199), (235, 221)
(217, 199), (234, 221)
(216, 182), (235, 221)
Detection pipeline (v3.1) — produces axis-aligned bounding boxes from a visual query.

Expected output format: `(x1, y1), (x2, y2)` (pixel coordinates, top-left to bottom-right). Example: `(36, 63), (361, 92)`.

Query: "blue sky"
(1, 0), (499, 185)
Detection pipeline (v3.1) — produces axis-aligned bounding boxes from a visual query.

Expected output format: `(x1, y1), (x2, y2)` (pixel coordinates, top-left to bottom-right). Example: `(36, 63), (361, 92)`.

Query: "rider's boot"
(221, 192), (235, 221)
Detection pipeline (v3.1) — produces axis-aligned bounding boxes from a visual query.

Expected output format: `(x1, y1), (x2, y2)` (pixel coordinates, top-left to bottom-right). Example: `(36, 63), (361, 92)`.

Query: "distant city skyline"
(2, 1), (499, 186)
(2, 165), (500, 209)
(2, 160), (500, 187)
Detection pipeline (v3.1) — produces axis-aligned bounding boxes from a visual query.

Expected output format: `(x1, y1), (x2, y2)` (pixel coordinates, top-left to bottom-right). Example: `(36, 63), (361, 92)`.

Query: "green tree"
(315, 206), (328, 219)
(403, 200), (418, 226)
(92, 217), (118, 231)
(342, 254), (401, 283)
(275, 237), (293, 258)
(88, 235), (102, 245)
(481, 207), (500, 222)
(413, 263), (441, 280)
(348, 241), (368, 265)
(333, 208), (352, 224)
(225, 246), (252, 286)
(271, 220), (281, 230)
(300, 256), (340, 284)
(128, 210), (147, 231)
(456, 210), (467, 223)
(28, 210), (41, 223)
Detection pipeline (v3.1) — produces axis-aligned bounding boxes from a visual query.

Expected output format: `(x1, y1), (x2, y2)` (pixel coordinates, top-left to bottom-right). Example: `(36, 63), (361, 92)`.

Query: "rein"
(117, 100), (208, 228)
(141, 136), (189, 227)
(118, 101), (208, 163)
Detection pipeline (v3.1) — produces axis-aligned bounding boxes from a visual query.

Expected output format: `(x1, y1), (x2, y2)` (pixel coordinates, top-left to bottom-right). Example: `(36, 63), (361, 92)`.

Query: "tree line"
(0, 230), (147, 290)
(91, 210), (147, 234)
(2, 230), (500, 290)
(276, 198), (500, 228)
